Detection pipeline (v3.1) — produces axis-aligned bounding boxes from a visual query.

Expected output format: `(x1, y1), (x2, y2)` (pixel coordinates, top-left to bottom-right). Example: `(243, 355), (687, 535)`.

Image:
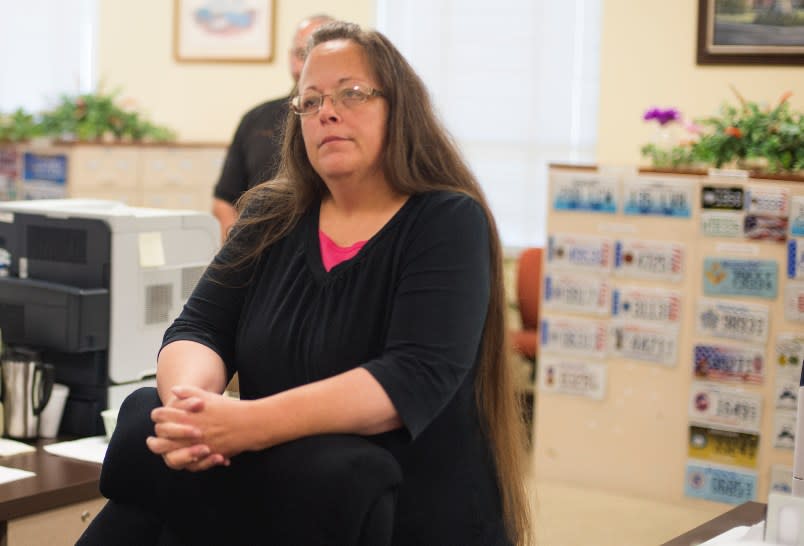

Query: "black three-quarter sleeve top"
(162, 190), (510, 545)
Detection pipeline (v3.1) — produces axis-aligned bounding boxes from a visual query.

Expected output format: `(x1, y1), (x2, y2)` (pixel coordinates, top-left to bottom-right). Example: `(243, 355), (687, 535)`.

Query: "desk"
(662, 501), (766, 546)
(0, 442), (102, 545)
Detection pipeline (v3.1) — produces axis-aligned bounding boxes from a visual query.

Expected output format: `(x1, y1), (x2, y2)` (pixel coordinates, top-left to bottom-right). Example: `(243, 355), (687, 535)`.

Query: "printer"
(0, 199), (219, 436)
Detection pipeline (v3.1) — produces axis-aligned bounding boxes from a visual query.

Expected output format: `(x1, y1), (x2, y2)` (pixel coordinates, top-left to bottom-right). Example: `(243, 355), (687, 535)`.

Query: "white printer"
(0, 199), (219, 435)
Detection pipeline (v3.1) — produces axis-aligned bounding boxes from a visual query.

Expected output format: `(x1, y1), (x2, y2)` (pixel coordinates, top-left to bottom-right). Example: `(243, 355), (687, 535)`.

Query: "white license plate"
(745, 185), (789, 216)
(785, 281), (804, 322)
(547, 233), (613, 271)
(538, 357), (607, 400)
(701, 211), (743, 238)
(693, 343), (764, 384)
(689, 381), (763, 433)
(612, 286), (681, 323)
(543, 273), (610, 315)
(773, 409), (796, 449)
(551, 171), (619, 213)
(623, 177), (692, 217)
(540, 316), (607, 357)
(614, 239), (685, 282)
(696, 299), (770, 344)
(608, 322), (678, 366)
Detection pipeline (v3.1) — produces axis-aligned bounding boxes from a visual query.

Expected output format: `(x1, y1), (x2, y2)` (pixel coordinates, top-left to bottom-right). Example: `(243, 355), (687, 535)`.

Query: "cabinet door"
(7, 496), (106, 546)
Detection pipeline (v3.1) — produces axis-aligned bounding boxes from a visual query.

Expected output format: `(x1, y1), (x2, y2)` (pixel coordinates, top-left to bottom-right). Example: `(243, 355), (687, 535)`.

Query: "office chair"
(510, 247), (542, 440)
(511, 247), (542, 365)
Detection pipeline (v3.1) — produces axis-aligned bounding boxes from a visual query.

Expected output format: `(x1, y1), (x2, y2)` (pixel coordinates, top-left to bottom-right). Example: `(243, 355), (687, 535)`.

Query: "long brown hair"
(230, 21), (531, 545)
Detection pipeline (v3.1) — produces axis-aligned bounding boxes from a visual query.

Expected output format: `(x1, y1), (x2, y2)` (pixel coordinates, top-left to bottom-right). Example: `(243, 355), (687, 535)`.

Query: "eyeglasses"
(290, 84), (384, 116)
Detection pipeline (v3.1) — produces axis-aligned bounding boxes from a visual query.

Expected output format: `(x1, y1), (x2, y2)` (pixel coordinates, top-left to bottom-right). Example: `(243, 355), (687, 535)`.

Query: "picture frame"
(697, 0), (804, 65)
(173, 0), (275, 63)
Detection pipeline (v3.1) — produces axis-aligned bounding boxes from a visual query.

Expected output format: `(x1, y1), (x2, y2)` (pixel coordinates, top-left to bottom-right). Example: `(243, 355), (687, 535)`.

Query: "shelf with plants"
(640, 89), (804, 179)
(0, 89), (176, 146)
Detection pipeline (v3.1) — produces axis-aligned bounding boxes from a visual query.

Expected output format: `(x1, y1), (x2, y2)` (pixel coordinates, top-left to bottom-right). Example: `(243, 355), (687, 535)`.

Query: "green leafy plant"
(39, 89), (176, 142)
(641, 90), (804, 174)
(0, 108), (43, 142)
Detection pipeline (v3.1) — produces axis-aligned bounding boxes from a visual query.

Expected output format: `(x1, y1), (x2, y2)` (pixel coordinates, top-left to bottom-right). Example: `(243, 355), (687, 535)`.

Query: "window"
(0, 0), (97, 113)
(376, 0), (601, 248)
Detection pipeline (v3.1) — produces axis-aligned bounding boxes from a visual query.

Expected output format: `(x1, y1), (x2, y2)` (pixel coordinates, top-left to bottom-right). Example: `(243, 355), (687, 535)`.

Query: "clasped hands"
(146, 386), (251, 472)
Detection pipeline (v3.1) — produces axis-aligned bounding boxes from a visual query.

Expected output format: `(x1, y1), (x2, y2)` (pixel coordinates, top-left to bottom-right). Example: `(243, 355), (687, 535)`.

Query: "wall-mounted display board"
(535, 164), (804, 509)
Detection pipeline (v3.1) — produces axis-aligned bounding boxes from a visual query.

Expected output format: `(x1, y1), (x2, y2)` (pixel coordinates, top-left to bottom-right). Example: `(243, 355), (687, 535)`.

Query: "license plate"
(774, 375), (799, 410)
(611, 286), (681, 323)
(791, 196), (804, 237)
(696, 299), (770, 344)
(551, 171), (618, 213)
(701, 211), (743, 238)
(788, 239), (804, 279)
(688, 425), (758, 469)
(689, 381), (762, 433)
(770, 464), (793, 495)
(773, 409), (796, 449)
(608, 322), (678, 366)
(614, 239), (684, 282)
(744, 214), (788, 242)
(703, 258), (778, 299)
(538, 357), (607, 400)
(547, 234), (613, 271)
(540, 316), (607, 357)
(685, 461), (756, 504)
(745, 185), (789, 216)
(543, 273), (610, 315)
(775, 333), (804, 373)
(623, 177), (692, 217)
(701, 185), (744, 211)
(693, 344), (764, 384)
(785, 281), (804, 322)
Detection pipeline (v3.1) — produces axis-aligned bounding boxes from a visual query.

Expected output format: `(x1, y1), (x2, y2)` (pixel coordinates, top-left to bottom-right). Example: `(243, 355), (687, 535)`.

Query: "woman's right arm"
(157, 340), (229, 405)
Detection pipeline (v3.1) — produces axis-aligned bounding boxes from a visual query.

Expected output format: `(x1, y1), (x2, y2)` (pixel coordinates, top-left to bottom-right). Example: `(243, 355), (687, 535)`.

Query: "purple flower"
(643, 107), (681, 126)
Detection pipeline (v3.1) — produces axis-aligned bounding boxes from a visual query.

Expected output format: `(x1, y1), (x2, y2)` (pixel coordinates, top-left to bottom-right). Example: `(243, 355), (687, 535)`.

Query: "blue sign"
(703, 258), (778, 299)
(685, 462), (756, 504)
(22, 152), (67, 184)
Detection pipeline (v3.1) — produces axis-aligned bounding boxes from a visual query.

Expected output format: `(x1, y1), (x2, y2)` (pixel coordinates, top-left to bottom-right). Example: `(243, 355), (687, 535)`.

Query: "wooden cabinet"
(5, 496), (106, 546)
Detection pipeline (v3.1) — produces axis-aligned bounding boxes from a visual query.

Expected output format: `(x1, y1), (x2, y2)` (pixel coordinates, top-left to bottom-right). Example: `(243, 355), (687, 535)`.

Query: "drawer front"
(70, 147), (141, 190)
(141, 147), (226, 189)
(8, 496), (106, 546)
(67, 186), (142, 206)
(142, 189), (203, 211)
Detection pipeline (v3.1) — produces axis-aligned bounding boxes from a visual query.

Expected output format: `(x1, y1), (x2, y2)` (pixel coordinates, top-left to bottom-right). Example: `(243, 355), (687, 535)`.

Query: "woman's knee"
(99, 387), (163, 501)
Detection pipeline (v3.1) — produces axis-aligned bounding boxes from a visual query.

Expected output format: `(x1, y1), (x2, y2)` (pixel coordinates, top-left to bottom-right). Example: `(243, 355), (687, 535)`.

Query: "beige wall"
(97, 1), (374, 143)
(597, 1), (804, 166)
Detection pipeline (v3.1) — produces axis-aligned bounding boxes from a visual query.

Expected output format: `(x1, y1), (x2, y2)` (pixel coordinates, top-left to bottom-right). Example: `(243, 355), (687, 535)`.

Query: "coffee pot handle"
(32, 363), (55, 416)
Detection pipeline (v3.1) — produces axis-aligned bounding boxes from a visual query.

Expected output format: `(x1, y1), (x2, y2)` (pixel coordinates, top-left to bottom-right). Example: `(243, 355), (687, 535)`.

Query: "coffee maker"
(0, 199), (219, 436)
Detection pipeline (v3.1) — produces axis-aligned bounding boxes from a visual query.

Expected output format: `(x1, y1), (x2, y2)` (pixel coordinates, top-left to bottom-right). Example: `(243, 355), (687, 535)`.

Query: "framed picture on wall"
(174, 0), (275, 63)
(697, 0), (804, 65)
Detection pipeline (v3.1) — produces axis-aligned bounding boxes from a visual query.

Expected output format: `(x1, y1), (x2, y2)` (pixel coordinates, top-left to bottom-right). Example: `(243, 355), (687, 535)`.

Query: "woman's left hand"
(148, 386), (256, 470)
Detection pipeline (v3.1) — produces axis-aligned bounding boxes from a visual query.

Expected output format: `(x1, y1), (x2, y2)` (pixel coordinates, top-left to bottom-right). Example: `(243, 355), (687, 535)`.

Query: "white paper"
(138, 232), (165, 268)
(0, 465), (35, 485)
(0, 438), (37, 457)
(43, 435), (108, 464)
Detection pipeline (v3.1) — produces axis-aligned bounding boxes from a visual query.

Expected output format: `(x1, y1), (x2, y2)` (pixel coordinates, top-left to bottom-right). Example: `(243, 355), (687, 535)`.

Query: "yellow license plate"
(688, 425), (758, 469)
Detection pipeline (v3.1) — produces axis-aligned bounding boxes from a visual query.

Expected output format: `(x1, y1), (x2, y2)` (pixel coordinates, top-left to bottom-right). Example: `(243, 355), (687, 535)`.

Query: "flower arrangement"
(640, 89), (804, 174)
(0, 88), (175, 144)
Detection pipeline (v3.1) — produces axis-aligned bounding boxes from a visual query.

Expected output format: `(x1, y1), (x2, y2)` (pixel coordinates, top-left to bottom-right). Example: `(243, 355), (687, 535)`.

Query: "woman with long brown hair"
(79, 21), (531, 546)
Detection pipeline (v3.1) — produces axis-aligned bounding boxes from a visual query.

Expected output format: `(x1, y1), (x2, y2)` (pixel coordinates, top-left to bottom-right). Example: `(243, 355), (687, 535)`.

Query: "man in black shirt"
(212, 14), (333, 240)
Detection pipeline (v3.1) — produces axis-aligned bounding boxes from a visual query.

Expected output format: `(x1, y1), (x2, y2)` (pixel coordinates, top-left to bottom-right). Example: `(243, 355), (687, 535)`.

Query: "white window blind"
(0, 0), (97, 113)
(376, 0), (601, 248)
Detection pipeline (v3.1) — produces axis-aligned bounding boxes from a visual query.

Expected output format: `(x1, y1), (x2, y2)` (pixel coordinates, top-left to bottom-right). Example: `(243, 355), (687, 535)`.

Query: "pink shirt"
(319, 229), (367, 272)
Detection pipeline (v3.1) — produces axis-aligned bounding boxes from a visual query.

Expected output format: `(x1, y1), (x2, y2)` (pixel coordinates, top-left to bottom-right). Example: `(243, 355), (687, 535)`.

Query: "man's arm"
(212, 198), (238, 242)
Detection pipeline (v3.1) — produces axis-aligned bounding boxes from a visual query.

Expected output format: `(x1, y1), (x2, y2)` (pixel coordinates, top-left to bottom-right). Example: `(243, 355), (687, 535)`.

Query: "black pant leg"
(95, 387), (403, 546)
(75, 500), (164, 546)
